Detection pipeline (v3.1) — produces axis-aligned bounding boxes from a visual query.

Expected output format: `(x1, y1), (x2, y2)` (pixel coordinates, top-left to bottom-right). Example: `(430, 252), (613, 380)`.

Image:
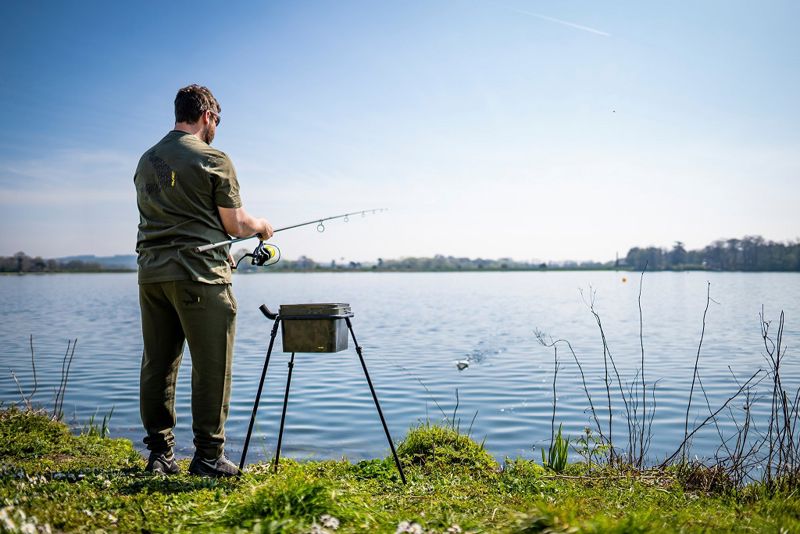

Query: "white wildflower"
(0, 507), (16, 531)
(446, 525), (463, 534)
(396, 521), (424, 534)
(320, 514), (340, 530)
(19, 522), (37, 534)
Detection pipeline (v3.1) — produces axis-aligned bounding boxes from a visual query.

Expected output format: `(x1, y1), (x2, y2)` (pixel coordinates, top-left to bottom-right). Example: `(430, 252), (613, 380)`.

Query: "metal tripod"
(239, 305), (406, 484)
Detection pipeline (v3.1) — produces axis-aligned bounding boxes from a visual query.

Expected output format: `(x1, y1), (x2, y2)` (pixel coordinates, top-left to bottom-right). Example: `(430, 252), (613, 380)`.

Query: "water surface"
(1, 271), (797, 465)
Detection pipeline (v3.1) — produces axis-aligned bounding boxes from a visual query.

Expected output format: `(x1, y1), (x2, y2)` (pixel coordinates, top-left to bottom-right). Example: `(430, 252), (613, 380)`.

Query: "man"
(134, 84), (273, 477)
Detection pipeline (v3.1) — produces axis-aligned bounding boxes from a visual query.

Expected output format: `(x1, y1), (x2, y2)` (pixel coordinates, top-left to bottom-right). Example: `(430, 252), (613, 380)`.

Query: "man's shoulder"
(196, 147), (235, 177)
(176, 135), (232, 165)
(203, 147), (232, 165)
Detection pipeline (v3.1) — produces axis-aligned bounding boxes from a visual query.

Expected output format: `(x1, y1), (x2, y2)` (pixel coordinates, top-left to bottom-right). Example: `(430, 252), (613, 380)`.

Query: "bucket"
(279, 303), (353, 353)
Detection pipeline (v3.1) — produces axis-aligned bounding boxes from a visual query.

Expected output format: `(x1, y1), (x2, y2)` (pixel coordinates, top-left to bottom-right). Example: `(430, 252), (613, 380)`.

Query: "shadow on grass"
(118, 473), (240, 495)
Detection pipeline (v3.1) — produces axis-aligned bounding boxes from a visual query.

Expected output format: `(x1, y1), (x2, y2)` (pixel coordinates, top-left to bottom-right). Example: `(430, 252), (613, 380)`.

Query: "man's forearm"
(229, 211), (264, 237)
(218, 206), (272, 239)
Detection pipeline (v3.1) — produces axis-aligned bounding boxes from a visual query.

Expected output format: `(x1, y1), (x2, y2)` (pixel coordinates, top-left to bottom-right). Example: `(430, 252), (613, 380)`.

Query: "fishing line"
(195, 208), (388, 254)
(357, 347), (460, 422)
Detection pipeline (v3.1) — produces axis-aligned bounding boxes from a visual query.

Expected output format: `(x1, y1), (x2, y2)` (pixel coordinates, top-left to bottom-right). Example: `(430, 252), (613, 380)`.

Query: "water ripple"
(1, 271), (798, 464)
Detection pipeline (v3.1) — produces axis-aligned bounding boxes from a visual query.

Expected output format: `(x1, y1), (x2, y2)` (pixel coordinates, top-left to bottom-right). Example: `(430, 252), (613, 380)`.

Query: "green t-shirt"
(134, 130), (242, 284)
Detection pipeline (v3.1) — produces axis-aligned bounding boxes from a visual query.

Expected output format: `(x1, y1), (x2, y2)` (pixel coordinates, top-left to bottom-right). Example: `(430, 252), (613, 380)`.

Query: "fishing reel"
(235, 242), (281, 269)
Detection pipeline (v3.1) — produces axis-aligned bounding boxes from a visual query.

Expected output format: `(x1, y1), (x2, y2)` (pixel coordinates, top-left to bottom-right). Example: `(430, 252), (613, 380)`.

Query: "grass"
(541, 424), (569, 473)
(1, 407), (798, 533)
(395, 422), (497, 475)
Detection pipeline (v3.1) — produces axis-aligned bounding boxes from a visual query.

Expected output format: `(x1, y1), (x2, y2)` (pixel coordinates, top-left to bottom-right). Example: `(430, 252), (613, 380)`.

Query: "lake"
(1, 271), (798, 466)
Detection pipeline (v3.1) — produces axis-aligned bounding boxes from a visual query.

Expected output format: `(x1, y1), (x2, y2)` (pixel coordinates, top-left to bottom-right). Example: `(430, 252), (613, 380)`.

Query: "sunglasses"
(207, 109), (221, 126)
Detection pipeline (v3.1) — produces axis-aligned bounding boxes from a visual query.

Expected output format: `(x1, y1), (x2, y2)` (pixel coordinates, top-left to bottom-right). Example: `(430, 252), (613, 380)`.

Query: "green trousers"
(139, 280), (237, 459)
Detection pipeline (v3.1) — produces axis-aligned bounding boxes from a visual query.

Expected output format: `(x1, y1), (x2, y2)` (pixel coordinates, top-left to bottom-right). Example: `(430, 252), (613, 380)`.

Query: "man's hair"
(174, 84), (221, 124)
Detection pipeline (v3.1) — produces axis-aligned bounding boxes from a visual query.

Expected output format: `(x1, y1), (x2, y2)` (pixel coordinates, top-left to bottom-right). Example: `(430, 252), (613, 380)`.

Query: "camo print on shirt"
(143, 154), (176, 195)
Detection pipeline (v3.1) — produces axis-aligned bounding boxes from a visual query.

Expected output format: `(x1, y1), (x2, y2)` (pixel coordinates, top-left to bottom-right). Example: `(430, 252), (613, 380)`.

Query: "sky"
(1, 0), (798, 263)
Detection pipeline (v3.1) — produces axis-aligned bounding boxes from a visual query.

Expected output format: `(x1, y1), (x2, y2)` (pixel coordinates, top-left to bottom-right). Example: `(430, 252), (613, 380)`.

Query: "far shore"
(3, 268), (800, 275)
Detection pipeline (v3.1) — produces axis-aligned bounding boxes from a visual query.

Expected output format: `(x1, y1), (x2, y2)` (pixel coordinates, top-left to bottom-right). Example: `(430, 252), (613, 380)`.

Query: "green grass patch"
(226, 470), (332, 527)
(395, 423), (497, 475)
(1, 408), (798, 533)
(0, 406), (139, 475)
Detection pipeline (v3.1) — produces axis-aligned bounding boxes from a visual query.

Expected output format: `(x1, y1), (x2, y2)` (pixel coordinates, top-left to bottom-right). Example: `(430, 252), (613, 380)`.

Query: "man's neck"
(174, 121), (202, 136)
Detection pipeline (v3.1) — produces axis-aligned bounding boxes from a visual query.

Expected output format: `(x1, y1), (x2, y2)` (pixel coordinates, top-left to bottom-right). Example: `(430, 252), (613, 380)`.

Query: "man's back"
(134, 130), (241, 284)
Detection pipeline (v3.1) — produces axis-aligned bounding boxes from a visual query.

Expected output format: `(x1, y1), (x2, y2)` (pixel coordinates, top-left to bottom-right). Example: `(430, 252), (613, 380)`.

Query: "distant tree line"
(234, 251), (608, 272)
(6, 235), (799, 274)
(624, 236), (800, 271)
(0, 252), (121, 273)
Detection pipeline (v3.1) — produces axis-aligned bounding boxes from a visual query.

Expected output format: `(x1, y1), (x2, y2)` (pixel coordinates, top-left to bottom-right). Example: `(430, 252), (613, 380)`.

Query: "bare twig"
(550, 345), (559, 445)
(7, 335), (40, 410)
(10, 370), (32, 410)
(698, 372), (733, 459)
(683, 282), (711, 463)
(416, 377), (449, 421)
(759, 309), (798, 490)
(29, 334), (38, 403)
(452, 388), (460, 432)
(645, 379), (658, 458)
(53, 339), (71, 417)
(535, 332), (606, 448)
(53, 338), (78, 420)
(467, 409), (479, 438)
(662, 369), (762, 467)
(637, 265), (647, 467)
(580, 288), (633, 464)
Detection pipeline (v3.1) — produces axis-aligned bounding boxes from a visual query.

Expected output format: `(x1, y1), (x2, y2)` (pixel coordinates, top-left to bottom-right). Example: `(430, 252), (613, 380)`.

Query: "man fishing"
(134, 84), (273, 477)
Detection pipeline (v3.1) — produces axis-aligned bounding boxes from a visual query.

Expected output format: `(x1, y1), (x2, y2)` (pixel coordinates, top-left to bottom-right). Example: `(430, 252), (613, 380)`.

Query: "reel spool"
(235, 242), (281, 269)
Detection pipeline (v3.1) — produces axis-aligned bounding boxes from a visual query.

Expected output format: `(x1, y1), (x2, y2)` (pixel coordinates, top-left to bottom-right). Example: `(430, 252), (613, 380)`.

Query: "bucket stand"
(239, 305), (406, 484)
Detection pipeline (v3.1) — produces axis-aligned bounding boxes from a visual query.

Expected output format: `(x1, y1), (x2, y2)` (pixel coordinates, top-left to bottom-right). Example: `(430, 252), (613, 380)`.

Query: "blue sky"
(1, 1), (798, 262)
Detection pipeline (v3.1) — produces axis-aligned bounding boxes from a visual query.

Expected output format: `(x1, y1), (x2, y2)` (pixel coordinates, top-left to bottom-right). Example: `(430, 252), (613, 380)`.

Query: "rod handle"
(195, 241), (226, 253)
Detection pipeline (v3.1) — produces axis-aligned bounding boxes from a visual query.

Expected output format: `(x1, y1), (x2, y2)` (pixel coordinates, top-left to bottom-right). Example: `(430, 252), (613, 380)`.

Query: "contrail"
(510, 7), (611, 37)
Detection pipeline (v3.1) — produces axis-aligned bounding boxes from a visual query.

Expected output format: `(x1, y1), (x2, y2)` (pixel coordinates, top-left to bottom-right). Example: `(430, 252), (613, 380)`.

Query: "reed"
(8, 335), (77, 421)
(538, 275), (799, 489)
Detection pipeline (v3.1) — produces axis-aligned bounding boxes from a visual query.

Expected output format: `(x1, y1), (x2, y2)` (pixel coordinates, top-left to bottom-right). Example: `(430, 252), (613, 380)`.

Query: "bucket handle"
(259, 304), (278, 320)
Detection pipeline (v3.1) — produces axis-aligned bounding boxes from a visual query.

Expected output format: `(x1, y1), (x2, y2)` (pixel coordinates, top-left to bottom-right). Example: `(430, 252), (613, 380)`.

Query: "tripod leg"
(345, 318), (407, 484)
(274, 351), (296, 473)
(239, 318), (280, 471)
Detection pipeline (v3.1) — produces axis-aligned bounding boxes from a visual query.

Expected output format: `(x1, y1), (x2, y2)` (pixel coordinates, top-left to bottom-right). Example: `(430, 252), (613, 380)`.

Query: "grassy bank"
(1, 408), (797, 533)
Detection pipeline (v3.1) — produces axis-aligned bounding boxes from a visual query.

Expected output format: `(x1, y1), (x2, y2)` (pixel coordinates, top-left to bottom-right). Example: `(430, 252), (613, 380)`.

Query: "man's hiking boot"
(188, 453), (241, 478)
(145, 450), (180, 475)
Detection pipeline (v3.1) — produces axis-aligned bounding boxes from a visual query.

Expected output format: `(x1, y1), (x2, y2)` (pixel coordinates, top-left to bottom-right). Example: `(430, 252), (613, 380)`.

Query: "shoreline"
(3, 268), (800, 275)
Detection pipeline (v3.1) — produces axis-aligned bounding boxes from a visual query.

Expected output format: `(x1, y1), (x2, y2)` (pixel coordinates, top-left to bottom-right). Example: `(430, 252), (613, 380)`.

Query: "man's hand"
(257, 218), (274, 241)
(227, 252), (236, 269)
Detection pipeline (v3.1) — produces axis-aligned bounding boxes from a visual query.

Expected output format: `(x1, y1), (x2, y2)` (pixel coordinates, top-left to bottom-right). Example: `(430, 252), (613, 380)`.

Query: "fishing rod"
(194, 208), (388, 268)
